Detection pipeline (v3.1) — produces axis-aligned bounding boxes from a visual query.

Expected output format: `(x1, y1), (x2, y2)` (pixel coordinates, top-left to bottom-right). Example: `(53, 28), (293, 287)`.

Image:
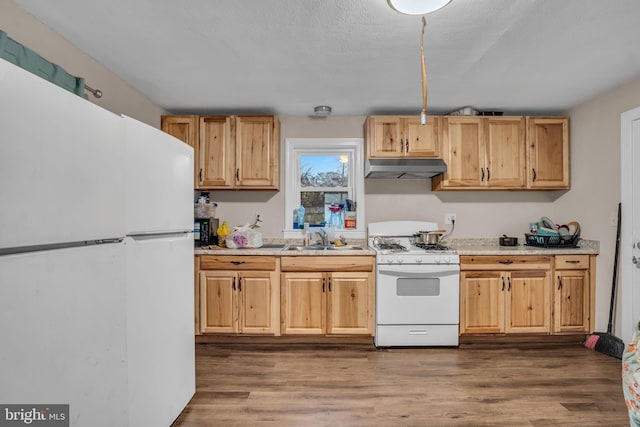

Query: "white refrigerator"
(0, 59), (195, 426)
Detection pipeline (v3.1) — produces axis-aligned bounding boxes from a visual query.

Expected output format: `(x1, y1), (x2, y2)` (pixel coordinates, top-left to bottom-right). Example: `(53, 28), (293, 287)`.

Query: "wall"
(565, 76), (640, 336)
(0, 0), (165, 127)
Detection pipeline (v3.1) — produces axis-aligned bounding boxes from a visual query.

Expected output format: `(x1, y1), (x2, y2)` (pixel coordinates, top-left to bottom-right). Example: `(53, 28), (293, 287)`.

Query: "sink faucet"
(316, 229), (328, 246)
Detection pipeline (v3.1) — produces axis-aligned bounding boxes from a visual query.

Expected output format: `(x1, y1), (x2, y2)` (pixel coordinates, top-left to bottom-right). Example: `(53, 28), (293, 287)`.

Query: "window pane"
(300, 155), (349, 188)
(300, 191), (348, 226)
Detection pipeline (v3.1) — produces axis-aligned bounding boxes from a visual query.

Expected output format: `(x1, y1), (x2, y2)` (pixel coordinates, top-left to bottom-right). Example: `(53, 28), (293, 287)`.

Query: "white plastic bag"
(224, 224), (263, 249)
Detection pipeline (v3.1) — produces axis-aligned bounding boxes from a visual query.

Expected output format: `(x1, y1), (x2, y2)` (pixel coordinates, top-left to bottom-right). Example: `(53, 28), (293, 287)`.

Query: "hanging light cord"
(420, 16), (428, 125)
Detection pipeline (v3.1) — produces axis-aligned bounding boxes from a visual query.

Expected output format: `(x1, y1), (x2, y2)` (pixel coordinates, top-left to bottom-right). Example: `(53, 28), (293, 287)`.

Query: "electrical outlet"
(445, 213), (456, 225)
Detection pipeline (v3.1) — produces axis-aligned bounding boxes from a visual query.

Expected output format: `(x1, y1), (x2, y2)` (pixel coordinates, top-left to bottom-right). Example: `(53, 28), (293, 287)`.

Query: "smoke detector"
(314, 106), (332, 116)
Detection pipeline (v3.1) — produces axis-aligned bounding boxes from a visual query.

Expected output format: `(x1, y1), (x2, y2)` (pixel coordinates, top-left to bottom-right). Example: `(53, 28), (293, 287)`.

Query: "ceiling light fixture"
(314, 106), (332, 116)
(387, 0), (451, 15)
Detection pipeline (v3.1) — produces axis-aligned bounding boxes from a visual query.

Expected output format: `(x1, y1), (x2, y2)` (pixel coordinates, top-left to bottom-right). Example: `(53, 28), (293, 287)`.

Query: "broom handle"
(607, 202), (621, 334)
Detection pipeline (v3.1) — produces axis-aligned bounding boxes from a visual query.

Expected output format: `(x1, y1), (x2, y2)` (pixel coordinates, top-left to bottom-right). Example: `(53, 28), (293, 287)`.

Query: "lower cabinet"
(460, 256), (552, 335)
(280, 256), (375, 336)
(199, 255), (280, 335)
(460, 254), (595, 336)
(553, 255), (593, 333)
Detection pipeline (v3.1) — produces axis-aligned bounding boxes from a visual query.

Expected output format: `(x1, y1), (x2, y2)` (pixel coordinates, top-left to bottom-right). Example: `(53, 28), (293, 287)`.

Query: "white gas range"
(368, 221), (460, 347)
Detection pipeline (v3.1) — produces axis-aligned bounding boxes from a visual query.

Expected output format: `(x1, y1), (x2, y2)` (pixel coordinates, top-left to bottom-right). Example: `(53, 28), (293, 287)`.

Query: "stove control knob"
(415, 257), (423, 263)
(441, 256), (450, 264)
(383, 256), (392, 264)
(434, 256), (441, 264)
(396, 257), (404, 264)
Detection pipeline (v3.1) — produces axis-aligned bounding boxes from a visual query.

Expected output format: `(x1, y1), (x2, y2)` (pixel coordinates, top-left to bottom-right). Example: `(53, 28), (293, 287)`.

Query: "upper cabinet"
(427, 115), (567, 191)
(366, 115), (440, 158)
(160, 115), (199, 185)
(526, 117), (569, 189)
(432, 116), (526, 190)
(161, 114), (280, 190)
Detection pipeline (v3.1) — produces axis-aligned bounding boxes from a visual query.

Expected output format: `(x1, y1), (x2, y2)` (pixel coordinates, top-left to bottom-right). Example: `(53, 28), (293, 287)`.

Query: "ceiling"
(11, 0), (640, 116)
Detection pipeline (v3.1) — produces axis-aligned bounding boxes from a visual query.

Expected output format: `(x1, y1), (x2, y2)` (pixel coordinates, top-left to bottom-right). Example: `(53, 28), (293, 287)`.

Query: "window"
(284, 138), (365, 239)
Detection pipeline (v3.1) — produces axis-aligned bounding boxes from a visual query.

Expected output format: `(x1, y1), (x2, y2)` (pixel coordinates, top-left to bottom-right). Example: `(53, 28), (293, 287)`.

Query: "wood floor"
(172, 340), (628, 426)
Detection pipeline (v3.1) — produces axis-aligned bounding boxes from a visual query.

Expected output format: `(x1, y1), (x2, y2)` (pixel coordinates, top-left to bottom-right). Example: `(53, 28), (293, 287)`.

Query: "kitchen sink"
(283, 245), (364, 251)
(259, 243), (286, 249)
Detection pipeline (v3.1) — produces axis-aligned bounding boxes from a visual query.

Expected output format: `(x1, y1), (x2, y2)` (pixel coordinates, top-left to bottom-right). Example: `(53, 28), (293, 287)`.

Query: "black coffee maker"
(194, 193), (218, 246)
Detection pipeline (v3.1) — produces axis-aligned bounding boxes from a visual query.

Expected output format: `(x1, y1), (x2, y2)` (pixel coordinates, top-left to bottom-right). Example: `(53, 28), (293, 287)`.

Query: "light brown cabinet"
(365, 115), (440, 158)
(161, 114), (280, 190)
(460, 256), (552, 334)
(161, 115), (199, 186)
(553, 255), (593, 333)
(280, 256), (375, 335)
(432, 116), (526, 190)
(526, 117), (569, 189)
(198, 256), (280, 335)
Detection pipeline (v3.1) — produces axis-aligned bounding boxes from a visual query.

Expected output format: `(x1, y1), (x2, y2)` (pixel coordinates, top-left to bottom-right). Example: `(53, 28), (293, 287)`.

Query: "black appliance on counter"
(194, 217), (219, 247)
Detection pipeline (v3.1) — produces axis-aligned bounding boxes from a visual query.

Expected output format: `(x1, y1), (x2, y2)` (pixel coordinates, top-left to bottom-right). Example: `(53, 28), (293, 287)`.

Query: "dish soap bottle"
(297, 205), (305, 229)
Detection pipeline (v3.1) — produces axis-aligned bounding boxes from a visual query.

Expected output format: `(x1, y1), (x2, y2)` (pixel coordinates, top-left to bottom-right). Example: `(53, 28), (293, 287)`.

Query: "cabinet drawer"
(460, 255), (551, 270)
(554, 255), (590, 270)
(200, 255), (277, 271)
(281, 256), (374, 272)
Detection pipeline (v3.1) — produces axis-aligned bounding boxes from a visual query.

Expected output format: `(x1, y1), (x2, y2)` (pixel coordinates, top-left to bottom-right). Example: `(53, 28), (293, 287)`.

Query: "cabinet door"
(485, 117), (526, 188)
(199, 116), (233, 188)
(438, 117), (485, 188)
(506, 270), (551, 334)
(280, 272), (325, 334)
(200, 271), (237, 333)
(235, 116), (279, 189)
(366, 116), (404, 157)
(238, 271), (277, 334)
(327, 272), (372, 335)
(554, 270), (590, 333)
(161, 115), (199, 187)
(460, 271), (504, 334)
(403, 116), (440, 157)
(526, 117), (569, 189)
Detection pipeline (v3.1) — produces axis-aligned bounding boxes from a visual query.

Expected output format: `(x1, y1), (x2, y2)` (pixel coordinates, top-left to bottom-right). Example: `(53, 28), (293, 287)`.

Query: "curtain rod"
(84, 84), (102, 98)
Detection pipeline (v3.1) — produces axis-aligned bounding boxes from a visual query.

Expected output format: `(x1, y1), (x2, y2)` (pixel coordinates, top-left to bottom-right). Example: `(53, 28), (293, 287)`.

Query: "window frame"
(283, 138), (365, 240)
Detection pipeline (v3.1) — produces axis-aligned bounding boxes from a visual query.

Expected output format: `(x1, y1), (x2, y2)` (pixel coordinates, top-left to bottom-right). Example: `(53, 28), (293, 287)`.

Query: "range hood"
(365, 158), (447, 179)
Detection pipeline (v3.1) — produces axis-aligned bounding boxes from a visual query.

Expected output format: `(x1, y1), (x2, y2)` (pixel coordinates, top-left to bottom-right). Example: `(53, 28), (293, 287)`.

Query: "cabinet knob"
(557, 275), (562, 290)
(481, 168), (485, 182)
(532, 168), (537, 182)
(501, 276), (505, 291)
(486, 168), (490, 181)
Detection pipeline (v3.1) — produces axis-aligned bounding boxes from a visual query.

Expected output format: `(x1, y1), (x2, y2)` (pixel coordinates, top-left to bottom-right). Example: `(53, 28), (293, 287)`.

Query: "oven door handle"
(378, 267), (460, 277)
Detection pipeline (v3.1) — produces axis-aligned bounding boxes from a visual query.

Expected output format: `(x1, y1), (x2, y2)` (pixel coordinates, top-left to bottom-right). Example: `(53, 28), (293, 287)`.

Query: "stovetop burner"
(372, 236), (408, 252)
(414, 242), (450, 251)
(375, 243), (407, 252)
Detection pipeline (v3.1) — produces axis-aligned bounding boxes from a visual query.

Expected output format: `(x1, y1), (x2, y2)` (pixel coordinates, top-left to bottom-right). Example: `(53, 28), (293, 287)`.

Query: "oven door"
(376, 264), (460, 325)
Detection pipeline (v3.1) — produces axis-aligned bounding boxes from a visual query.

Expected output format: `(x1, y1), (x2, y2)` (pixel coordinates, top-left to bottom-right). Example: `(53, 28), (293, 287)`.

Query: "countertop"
(195, 240), (376, 256)
(447, 238), (599, 256)
(194, 238), (599, 257)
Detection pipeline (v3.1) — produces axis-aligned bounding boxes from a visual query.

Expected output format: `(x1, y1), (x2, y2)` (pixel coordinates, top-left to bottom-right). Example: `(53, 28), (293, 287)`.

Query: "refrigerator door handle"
(127, 230), (191, 237)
